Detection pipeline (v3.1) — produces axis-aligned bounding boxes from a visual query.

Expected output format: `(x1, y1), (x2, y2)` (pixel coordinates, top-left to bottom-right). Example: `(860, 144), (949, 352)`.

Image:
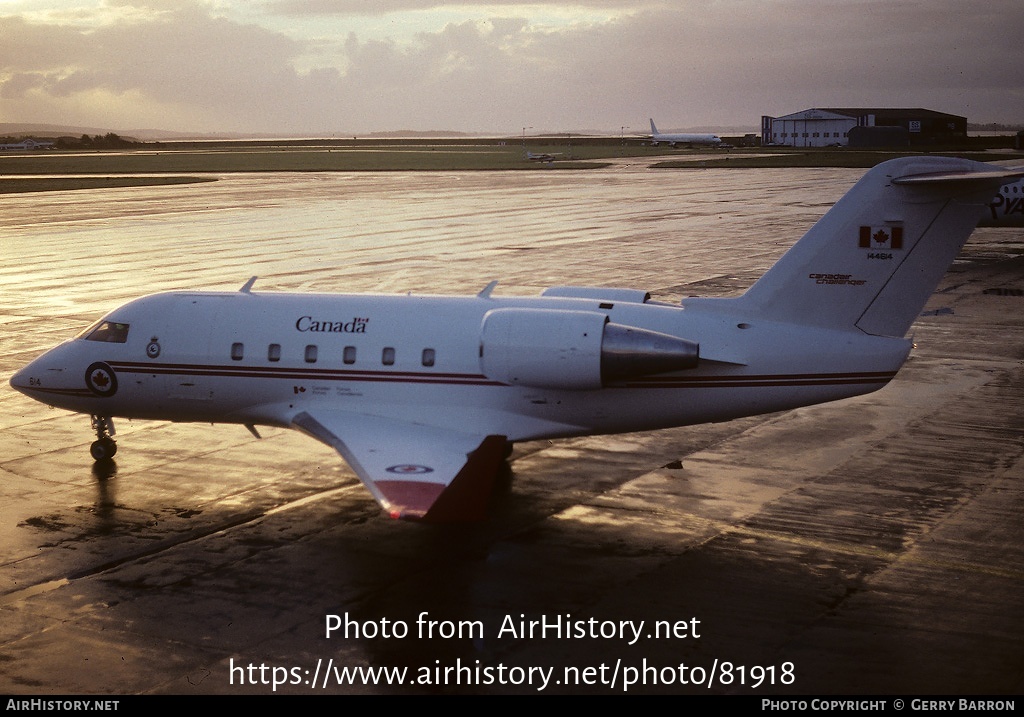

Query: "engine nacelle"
(480, 308), (699, 390)
(481, 309), (607, 389)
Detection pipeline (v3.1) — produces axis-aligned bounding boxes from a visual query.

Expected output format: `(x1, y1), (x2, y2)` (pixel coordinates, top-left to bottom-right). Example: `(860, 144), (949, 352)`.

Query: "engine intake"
(480, 308), (698, 390)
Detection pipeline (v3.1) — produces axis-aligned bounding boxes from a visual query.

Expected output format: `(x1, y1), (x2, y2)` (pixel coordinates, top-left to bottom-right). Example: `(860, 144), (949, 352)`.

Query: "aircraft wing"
(291, 411), (507, 522)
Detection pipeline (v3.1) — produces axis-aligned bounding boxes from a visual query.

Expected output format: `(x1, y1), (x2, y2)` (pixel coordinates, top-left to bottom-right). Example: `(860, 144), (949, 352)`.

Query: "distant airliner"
(11, 158), (1022, 522)
(647, 118), (723, 147)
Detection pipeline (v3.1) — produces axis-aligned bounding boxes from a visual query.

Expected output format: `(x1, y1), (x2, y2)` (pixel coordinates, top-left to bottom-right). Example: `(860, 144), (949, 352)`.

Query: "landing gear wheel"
(90, 437), (117, 461)
(89, 415), (117, 462)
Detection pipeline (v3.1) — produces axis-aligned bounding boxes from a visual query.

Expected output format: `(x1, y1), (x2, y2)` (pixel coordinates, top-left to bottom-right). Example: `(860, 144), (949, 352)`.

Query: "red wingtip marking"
(376, 481), (445, 519)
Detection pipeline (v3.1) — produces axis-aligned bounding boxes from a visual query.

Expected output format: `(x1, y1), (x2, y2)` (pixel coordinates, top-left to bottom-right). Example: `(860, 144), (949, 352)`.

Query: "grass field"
(2, 139), (1021, 194)
(0, 144), (620, 175)
(0, 175), (217, 194)
(652, 148), (1024, 169)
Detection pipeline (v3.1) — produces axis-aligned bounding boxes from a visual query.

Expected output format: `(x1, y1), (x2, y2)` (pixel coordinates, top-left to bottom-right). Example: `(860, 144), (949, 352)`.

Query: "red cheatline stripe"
(18, 386), (95, 397)
(621, 370), (897, 389)
(106, 361), (896, 390)
(108, 361), (503, 386)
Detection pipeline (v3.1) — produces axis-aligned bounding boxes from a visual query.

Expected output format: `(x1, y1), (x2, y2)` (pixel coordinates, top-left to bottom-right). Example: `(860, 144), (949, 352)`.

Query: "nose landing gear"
(90, 415), (117, 461)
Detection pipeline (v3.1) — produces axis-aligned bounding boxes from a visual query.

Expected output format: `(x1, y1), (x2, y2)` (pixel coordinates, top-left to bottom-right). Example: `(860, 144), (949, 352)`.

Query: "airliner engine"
(479, 308), (699, 390)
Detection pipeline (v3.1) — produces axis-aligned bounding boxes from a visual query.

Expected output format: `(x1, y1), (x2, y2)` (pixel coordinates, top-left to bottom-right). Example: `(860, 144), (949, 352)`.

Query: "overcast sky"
(1, 0), (1021, 135)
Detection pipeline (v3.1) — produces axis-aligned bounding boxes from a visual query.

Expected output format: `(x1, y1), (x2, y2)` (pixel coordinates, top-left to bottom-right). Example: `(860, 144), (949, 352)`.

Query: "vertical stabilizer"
(734, 157), (1022, 337)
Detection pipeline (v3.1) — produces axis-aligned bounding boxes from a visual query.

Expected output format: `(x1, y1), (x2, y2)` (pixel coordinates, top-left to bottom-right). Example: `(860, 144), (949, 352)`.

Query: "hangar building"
(761, 108), (967, 148)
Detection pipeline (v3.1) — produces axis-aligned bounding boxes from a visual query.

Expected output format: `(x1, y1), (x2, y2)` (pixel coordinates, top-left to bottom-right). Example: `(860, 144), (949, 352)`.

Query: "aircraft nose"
(9, 366), (31, 395)
(9, 351), (69, 400)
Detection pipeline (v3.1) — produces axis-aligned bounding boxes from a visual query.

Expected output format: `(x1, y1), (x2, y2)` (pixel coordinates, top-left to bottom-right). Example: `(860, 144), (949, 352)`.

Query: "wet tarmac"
(1, 163), (1022, 694)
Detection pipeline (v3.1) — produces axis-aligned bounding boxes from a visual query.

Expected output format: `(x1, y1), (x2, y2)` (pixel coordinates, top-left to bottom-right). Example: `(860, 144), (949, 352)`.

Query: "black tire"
(90, 438), (117, 461)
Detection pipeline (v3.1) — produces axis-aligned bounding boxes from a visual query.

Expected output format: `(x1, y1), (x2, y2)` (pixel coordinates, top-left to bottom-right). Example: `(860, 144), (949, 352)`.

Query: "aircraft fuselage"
(12, 288), (910, 443)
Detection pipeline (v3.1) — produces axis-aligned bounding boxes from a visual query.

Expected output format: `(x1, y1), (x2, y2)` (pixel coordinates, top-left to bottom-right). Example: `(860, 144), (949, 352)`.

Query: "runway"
(1, 164), (1022, 694)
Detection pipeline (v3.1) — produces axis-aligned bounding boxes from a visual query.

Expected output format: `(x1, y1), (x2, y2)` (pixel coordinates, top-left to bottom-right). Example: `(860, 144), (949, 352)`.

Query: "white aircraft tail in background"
(11, 157), (1022, 522)
(978, 176), (1024, 227)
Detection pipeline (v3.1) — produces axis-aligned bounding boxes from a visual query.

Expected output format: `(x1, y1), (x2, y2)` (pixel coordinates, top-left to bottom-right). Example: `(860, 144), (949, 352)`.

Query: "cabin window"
(81, 320), (130, 343)
(421, 348), (435, 367)
(382, 347), (395, 366)
(231, 342), (244, 361)
(305, 345), (318, 363)
(268, 344), (281, 362)
(343, 346), (356, 365)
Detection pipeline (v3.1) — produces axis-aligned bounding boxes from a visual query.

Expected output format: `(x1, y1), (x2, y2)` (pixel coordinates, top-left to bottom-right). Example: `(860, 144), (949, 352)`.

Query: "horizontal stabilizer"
(892, 167), (1024, 186)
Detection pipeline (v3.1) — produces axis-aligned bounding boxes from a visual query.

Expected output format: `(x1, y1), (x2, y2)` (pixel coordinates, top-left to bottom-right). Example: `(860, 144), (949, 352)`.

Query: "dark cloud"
(267, 0), (635, 15)
(1, 0), (1020, 133)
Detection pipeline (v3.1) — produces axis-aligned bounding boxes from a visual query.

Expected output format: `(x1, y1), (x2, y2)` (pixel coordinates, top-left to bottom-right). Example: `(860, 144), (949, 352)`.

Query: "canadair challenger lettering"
(10, 158), (1023, 522)
(809, 274), (867, 286)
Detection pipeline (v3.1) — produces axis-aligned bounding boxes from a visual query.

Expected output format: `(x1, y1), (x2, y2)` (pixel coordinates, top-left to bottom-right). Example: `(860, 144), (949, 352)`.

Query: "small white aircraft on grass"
(525, 151), (559, 163)
(11, 157), (1022, 522)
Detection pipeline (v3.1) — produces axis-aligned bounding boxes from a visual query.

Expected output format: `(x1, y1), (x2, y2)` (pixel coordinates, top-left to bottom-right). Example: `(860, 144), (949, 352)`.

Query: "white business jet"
(11, 157), (1021, 522)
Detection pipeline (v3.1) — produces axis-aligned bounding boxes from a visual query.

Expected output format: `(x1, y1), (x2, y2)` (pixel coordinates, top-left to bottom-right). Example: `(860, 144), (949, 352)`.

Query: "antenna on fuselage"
(477, 280), (498, 299)
(239, 276), (258, 294)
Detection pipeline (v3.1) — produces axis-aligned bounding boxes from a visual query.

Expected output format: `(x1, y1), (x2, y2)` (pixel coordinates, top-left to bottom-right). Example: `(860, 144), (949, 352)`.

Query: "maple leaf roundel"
(85, 362), (118, 397)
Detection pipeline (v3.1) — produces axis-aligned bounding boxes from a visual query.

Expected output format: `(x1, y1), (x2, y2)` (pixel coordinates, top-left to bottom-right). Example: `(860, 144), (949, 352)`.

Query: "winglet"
(376, 435), (507, 522)
(420, 435), (507, 522)
(239, 276), (258, 293)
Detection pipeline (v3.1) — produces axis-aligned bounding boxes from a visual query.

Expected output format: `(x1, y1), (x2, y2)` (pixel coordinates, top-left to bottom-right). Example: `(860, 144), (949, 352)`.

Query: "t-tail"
(721, 157), (1024, 337)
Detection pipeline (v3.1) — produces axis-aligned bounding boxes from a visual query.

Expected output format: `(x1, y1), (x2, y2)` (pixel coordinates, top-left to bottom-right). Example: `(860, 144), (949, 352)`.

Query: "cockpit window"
(80, 320), (130, 343)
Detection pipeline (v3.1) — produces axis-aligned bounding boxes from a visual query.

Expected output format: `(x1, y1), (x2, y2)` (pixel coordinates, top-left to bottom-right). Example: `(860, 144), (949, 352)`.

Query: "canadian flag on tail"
(859, 225), (903, 250)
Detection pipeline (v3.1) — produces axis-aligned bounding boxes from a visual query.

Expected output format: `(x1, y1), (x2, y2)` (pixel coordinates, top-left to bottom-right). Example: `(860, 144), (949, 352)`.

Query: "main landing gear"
(90, 415), (117, 461)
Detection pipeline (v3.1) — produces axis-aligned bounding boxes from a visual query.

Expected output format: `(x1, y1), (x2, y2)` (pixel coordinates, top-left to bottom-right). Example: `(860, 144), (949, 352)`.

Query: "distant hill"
(1, 123), (175, 141)
(0, 123), (293, 141)
(966, 123), (1024, 132)
(1, 122), (765, 142)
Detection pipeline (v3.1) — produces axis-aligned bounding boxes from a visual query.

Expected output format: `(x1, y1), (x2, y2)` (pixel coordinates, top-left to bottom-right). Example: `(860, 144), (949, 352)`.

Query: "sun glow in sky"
(1, 0), (1021, 135)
